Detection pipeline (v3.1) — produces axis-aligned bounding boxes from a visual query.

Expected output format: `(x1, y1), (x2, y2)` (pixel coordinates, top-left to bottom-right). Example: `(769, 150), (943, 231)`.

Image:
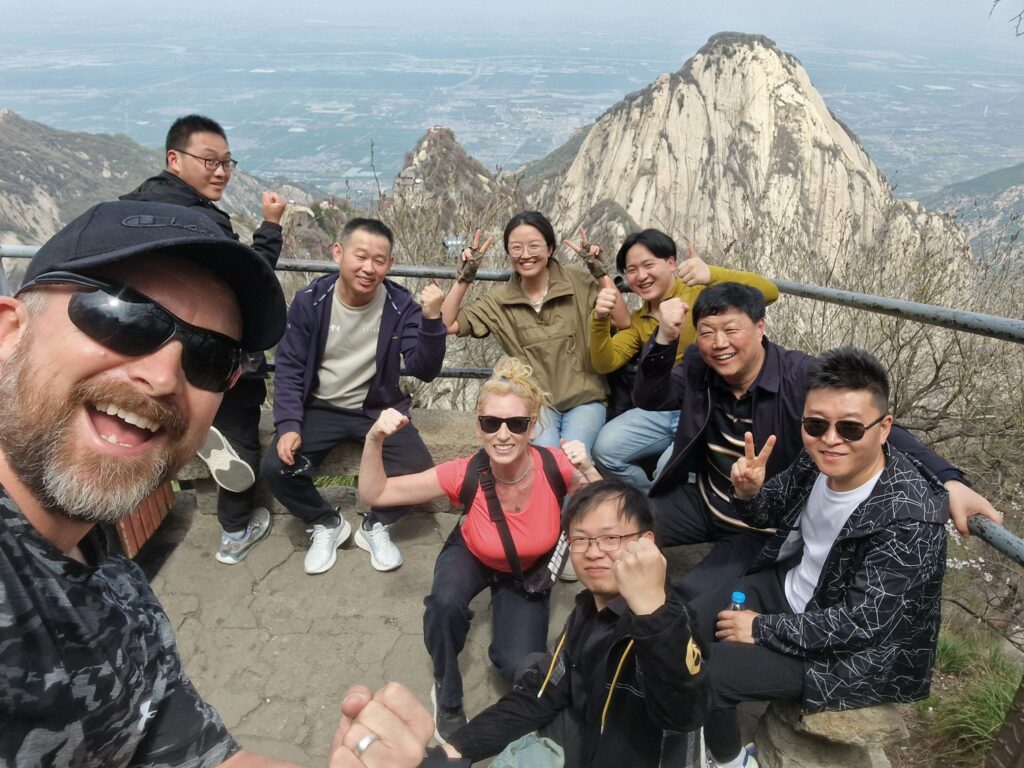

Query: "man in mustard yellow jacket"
(589, 230), (778, 492)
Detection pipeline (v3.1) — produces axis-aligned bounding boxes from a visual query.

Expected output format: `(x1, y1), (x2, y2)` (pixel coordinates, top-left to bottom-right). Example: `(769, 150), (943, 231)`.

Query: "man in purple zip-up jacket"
(261, 218), (447, 575)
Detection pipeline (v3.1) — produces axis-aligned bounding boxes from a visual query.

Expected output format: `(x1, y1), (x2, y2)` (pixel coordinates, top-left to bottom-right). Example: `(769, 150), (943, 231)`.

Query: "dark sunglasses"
(19, 272), (245, 393)
(477, 415), (533, 434)
(801, 414), (886, 442)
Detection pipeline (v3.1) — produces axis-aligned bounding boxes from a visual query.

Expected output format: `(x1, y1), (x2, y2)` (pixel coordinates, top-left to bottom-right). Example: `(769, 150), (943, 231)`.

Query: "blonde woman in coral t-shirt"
(358, 357), (601, 742)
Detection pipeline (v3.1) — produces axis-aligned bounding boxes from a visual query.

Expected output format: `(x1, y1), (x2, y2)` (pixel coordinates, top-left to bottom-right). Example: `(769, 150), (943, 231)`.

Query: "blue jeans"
(592, 408), (679, 493)
(533, 402), (607, 454)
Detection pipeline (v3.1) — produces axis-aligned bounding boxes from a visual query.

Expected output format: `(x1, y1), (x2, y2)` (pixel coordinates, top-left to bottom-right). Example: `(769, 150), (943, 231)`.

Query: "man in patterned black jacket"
(0, 201), (438, 768)
(691, 347), (948, 768)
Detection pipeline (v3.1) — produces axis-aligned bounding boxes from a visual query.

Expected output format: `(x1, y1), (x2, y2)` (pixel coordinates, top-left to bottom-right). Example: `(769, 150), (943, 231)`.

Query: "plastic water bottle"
(728, 591), (746, 612)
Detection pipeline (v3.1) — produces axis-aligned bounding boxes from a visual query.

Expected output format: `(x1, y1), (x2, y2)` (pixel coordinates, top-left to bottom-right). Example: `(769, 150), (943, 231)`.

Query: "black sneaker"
(431, 684), (467, 744)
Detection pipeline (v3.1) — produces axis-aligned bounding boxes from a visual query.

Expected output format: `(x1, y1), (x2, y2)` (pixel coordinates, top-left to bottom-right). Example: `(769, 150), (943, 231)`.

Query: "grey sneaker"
(559, 560), (578, 582)
(198, 426), (255, 493)
(304, 517), (352, 574)
(354, 521), (403, 571)
(431, 684), (467, 745)
(215, 507), (272, 565)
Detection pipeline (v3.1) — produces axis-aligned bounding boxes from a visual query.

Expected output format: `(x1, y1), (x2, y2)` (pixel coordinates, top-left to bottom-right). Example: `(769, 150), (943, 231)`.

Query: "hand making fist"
(262, 191), (287, 224)
(613, 537), (667, 616)
(560, 438), (594, 472)
(418, 280), (445, 319)
(654, 297), (690, 344)
(369, 408), (409, 442)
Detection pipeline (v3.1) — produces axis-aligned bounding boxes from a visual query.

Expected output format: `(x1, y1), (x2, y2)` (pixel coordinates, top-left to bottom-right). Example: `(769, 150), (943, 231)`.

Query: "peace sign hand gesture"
(563, 226), (608, 280)
(457, 228), (494, 284)
(730, 432), (777, 500)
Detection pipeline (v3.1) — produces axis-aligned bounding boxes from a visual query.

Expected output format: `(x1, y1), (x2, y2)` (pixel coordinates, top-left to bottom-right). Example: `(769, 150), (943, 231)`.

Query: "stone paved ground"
(143, 487), (754, 766)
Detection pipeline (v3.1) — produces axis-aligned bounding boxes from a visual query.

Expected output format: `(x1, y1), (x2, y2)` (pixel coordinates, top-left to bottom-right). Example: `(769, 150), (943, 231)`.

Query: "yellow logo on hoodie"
(686, 637), (703, 675)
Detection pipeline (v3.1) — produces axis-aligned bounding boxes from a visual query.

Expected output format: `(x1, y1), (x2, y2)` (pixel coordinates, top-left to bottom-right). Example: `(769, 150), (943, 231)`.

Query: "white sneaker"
(354, 521), (403, 571)
(304, 518), (352, 574)
(707, 743), (758, 768)
(198, 426), (255, 493)
(559, 560), (578, 582)
(215, 507), (272, 565)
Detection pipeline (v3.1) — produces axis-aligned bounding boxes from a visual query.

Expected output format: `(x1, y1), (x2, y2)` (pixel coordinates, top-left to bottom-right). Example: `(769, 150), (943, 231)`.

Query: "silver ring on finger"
(355, 731), (379, 758)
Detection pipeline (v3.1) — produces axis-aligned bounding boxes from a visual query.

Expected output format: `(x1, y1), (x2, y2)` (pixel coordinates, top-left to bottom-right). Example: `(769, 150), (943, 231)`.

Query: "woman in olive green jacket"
(441, 211), (628, 453)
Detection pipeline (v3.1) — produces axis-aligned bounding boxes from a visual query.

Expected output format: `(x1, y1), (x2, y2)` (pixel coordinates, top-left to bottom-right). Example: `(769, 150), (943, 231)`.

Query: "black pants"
(423, 527), (550, 710)
(690, 566), (804, 762)
(260, 399), (434, 527)
(214, 378), (266, 533)
(652, 484), (770, 601)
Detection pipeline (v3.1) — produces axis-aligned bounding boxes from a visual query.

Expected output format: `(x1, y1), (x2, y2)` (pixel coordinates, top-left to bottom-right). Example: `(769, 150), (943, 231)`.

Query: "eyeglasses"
(801, 414), (887, 442)
(19, 272), (245, 392)
(477, 415), (533, 434)
(280, 454), (314, 477)
(174, 149), (238, 172)
(567, 532), (643, 554)
(507, 242), (549, 259)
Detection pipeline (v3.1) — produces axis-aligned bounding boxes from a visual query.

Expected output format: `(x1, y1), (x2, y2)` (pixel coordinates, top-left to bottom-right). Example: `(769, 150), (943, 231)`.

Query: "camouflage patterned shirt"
(0, 488), (238, 767)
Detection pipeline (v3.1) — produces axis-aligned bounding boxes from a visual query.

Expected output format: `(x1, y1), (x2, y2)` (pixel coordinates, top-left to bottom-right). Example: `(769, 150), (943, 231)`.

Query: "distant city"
(2, 20), (1022, 200)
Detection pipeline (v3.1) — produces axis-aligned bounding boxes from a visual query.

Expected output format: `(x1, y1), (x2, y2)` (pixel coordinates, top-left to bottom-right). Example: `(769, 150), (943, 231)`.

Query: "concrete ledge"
(755, 701), (908, 768)
(179, 408), (480, 487)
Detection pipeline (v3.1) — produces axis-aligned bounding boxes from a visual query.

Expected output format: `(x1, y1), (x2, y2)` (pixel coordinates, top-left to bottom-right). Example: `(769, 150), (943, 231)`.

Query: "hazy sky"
(6, 0), (1023, 54)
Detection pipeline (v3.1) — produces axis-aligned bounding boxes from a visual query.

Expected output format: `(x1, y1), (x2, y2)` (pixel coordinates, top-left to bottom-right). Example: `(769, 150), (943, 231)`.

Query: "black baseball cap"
(20, 200), (286, 350)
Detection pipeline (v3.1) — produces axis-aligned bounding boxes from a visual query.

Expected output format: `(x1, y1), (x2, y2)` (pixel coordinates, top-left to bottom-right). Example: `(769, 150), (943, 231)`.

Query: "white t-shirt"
(783, 468), (884, 613)
(314, 285), (385, 409)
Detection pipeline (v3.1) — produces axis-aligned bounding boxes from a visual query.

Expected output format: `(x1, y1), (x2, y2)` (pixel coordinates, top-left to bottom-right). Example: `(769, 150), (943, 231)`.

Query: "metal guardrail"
(5, 248), (1024, 344)
(2, 245), (1023, 561)
(278, 260), (1024, 345)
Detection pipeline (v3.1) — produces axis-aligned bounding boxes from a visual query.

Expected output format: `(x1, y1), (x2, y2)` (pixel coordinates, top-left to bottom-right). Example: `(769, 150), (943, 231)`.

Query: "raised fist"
(262, 191), (287, 224)
(654, 297), (689, 344)
(369, 408), (410, 442)
(418, 281), (445, 319)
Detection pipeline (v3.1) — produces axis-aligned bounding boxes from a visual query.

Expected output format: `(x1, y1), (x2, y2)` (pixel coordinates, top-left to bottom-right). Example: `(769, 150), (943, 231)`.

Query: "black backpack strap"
(458, 449), (489, 511)
(478, 466), (526, 582)
(535, 446), (568, 506)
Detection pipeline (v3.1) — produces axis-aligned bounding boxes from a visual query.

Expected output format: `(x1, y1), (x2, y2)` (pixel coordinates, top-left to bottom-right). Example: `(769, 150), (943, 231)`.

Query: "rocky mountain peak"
(522, 32), (967, 292)
(391, 126), (523, 238)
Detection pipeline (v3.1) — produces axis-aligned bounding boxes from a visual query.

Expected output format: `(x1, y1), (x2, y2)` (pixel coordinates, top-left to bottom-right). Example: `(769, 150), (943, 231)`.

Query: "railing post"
(0, 254), (11, 297)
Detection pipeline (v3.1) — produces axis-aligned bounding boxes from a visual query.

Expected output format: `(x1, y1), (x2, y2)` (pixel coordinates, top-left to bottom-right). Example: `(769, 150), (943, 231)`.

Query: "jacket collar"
(155, 170), (221, 207)
(307, 273), (412, 313)
(789, 444), (949, 538)
(499, 258), (575, 306)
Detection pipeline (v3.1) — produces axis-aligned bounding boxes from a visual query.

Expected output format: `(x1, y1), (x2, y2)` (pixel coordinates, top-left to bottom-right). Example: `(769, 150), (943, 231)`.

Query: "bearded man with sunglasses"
(634, 281), (1001, 601)
(0, 201), (441, 767)
(690, 347), (948, 768)
(122, 114), (289, 566)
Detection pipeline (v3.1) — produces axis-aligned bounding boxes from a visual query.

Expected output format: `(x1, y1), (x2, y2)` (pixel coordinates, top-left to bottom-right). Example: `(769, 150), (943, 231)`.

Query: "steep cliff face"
(0, 109), (312, 245)
(524, 33), (968, 286)
(923, 161), (1024, 251)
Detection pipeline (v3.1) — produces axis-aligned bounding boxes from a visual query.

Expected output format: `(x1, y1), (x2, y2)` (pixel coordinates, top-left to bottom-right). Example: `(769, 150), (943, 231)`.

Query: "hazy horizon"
(2, 1), (1022, 197)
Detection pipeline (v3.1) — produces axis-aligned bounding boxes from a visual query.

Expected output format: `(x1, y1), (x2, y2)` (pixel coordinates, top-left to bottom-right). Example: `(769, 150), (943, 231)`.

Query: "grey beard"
(0, 338), (187, 525)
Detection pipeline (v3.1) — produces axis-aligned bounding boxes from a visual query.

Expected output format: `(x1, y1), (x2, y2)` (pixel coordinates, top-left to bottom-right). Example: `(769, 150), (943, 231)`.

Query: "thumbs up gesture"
(676, 242), (712, 286)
